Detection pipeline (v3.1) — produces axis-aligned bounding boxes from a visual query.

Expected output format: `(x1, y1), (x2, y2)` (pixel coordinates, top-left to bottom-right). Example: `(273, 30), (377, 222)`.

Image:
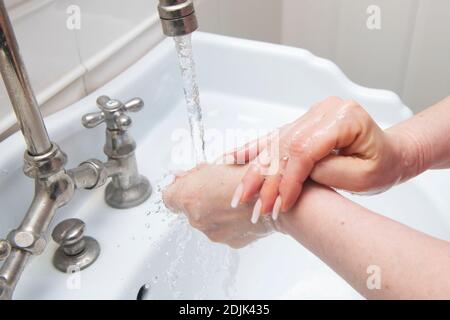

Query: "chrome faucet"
(158, 0), (198, 36)
(0, 0), (198, 300)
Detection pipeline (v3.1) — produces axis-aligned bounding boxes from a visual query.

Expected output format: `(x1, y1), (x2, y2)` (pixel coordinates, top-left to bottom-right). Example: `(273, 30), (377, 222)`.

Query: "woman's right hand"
(163, 164), (276, 249)
(228, 97), (420, 220)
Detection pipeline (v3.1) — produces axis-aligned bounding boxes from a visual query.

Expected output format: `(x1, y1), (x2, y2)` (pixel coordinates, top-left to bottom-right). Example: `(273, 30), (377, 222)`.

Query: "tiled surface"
(334, 0), (419, 95)
(69, 0), (157, 68)
(4, 0), (27, 9)
(279, 0), (448, 112)
(218, 0), (282, 43)
(82, 18), (163, 93)
(0, 0), (83, 132)
(281, 0), (342, 60)
(195, 0), (221, 34)
(0, 0), (161, 135)
(197, 0), (282, 43)
(279, 0), (423, 110)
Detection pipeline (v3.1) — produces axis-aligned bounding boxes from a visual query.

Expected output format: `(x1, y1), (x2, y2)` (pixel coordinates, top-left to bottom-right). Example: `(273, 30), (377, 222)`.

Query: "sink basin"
(1, 32), (450, 300)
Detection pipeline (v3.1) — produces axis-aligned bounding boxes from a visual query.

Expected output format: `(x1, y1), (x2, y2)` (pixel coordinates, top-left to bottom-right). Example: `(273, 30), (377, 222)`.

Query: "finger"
(231, 134), (270, 165)
(279, 155), (310, 212)
(240, 163), (266, 203)
(279, 126), (338, 212)
(259, 172), (283, 215)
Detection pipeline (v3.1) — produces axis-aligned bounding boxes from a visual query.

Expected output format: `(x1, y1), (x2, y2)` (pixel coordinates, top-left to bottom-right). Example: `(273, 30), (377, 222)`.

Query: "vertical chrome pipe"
(0, 1), (51, 155)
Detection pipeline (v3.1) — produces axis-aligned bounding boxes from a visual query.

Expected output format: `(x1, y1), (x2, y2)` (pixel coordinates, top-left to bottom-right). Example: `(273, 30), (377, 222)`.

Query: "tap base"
(53, 236), (100, 273)
(105, 176), (152, 209)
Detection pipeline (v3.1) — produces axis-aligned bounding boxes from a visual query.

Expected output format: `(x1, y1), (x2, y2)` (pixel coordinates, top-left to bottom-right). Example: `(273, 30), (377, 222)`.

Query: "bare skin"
(228, 96), (450, 218)
(163, 164), (450, 299)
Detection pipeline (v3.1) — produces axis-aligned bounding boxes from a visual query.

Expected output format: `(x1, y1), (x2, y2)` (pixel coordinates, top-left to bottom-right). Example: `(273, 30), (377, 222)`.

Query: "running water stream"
(173, 34), (207, 163)
(139, 35), (239, 299)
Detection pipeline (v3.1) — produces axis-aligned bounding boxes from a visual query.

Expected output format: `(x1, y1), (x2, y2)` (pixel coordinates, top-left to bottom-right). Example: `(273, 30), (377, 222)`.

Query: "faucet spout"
(158, 0), (198, 37)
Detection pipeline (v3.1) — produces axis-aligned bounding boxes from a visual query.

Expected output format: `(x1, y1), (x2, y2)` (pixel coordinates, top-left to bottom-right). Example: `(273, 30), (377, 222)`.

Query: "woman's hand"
(163, 164), (276, 249)
(228, 96), (411, 221)
(163, 163), (450, 299)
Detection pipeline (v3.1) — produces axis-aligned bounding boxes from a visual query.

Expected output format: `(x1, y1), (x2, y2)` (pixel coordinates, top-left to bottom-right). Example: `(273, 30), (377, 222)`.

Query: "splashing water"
(139, 36), (239, 299)
(174, 34), (207, 163)
(143, 172), (240, 299)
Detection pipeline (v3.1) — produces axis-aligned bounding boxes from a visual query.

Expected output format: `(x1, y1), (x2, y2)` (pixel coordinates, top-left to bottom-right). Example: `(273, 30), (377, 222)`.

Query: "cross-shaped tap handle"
(82, 96), (144, 130)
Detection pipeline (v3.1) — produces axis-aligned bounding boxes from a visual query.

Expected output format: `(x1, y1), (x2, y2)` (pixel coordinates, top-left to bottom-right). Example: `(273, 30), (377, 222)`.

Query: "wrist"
(275, 182), (341, 237)
(386, 126), (432, 182)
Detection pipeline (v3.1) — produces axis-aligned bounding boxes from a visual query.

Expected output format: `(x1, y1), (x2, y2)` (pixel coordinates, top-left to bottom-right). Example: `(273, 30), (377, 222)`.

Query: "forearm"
(279, 183), (450, 299)
(387, 96), (450, 180)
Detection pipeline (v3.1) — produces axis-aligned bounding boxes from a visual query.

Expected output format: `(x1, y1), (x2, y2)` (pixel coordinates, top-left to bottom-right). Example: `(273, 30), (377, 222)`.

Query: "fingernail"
(214, 154), (235, 165)
(172, 170), (188, 178)
(258, 149), (271, 166)
(251, 199), (262, 224)
(272, 196), (282, 221)
(231, 183), (244, 208)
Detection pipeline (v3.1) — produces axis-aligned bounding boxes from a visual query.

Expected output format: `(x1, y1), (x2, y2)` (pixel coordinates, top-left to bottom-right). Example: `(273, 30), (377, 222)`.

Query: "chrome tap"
(80, 96), (152, 209)
(0, 1), (151, 299)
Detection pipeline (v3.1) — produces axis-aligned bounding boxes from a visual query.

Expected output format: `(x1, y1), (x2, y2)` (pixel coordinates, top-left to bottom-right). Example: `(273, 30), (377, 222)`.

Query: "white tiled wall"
(0, 0), (163, 138)
(0, 0), (448, 139)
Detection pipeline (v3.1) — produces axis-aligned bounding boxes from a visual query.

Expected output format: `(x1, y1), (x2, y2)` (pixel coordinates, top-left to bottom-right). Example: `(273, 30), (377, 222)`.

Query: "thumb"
(310, 154), (370, 192)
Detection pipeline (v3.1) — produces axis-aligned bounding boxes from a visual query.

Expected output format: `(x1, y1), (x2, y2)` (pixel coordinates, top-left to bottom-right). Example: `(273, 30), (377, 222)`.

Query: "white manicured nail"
(272, 196), (282, 221)
(251, 199), (262, 224)
(231, 183), (244, 208)
(258, 149), (271, 166)
(214, 153), (235, 165)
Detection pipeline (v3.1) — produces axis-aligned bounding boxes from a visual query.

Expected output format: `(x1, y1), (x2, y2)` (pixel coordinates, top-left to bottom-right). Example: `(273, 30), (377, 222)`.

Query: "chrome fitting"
(23, 143), (67, 179)
(69, 159), (109, 190)
(158, 0), (198, 36)
(0, 240), (11, 261)
(7, 230), (46, 255)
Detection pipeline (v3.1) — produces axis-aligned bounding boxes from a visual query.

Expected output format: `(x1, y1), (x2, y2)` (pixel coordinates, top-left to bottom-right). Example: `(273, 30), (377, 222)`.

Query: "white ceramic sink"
(1, 32), (450, 300)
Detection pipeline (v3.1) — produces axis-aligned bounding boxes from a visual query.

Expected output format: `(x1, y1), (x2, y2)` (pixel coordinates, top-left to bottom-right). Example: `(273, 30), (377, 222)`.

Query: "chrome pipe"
(0, 163), (71, 300)
(0, 1), (51, 155)
(0, 249), (29, 300)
